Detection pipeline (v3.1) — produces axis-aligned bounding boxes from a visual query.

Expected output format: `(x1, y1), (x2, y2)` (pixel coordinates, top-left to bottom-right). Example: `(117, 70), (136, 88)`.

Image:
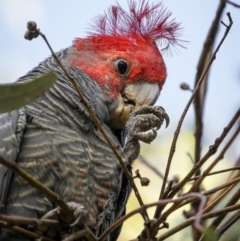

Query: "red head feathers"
(67, 0), (184, 98)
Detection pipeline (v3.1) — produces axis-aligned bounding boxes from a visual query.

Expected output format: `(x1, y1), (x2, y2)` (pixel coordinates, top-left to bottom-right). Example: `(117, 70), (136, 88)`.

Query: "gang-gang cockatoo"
(0, 0), (183, 240)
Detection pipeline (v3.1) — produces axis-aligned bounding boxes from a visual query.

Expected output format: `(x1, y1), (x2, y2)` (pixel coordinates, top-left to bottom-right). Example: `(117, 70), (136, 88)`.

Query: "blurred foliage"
(119, 130), (239, 241)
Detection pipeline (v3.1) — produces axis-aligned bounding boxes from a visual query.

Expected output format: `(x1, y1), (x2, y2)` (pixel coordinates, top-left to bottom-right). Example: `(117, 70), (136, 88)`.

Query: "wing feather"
(0, 108), (26, 207)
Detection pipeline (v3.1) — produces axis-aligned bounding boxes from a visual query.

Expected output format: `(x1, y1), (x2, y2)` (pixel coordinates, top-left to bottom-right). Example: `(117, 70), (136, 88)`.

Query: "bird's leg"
(122, 106), (169, 164)
(34, 202), (87, 239)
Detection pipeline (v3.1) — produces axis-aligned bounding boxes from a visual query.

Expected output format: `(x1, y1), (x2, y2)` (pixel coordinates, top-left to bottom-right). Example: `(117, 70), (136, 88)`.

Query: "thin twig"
(190, 166), (240, 181)
(204, 185), (236, 213)
(157, 203), (240, 240)
(37, 30), (149, 221)
(155, 160), (240, 231)
(185, 3), (230, 239)
(125, 176), (240, 241)
(0, 214), (59, 227)
(173, 108), (239, 196)
(138, 155), (165, 179)
(161, 180), (176, 199)
(62, 225), (96, 241)
(205, 157), (240, 212)
(227, 0), (240, 8)
(155, 12), (234, 219)
(200, 188), (240, 240)
(193, 0), (227, 176)
(154, 107), (239, 224)
(216, 211), (240, 238)
(62, 230), (88, 241)
(159, 176), (240, 217)
(204, 176), (240, 197)
(99, 193), (206, 241)
(0, 220), (55, 241)
(184, 193), (207, 234)
(188, 122), (239, 191)
(187, 152), (194, 164)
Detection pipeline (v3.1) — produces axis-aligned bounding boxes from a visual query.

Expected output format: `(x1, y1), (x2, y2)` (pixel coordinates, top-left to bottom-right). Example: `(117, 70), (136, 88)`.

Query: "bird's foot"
(122, 106), (169, 163)
(34, 202), (87, 239)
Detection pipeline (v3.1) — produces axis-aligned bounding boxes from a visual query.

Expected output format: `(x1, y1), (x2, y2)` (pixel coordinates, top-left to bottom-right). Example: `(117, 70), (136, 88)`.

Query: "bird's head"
(67, 0), (184, 129)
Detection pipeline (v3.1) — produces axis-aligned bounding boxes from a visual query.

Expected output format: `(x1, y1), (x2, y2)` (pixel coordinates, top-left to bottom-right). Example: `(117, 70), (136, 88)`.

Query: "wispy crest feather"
(87, 0), (185, 53)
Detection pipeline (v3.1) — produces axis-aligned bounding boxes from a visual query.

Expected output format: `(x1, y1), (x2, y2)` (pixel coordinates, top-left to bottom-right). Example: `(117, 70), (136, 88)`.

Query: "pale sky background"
(0, 1), (239, 240)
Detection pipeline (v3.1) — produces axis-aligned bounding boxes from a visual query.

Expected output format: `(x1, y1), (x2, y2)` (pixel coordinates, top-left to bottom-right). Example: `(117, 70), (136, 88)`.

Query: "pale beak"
(123, 82), (160, 108)
(108, 82), (161, 130)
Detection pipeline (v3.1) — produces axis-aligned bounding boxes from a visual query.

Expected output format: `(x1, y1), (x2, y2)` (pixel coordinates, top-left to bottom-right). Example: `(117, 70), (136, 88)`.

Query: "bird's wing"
(0, 108), (26, 208)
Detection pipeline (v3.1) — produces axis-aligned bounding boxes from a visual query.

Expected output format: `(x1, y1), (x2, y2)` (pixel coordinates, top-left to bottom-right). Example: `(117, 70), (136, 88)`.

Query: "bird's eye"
(115, 59), (129, 75)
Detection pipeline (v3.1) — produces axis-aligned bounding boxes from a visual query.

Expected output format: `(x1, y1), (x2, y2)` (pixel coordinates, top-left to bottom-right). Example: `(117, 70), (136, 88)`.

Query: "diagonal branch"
(155, 13), (234, 220)
(193, 0), (227, 171)
(138, 154), (165, 179)
(227, 0), (240, 8)
(157, 204), (240, 240)
(188, 121), (240, 192)
(190, 3), (229, 238)
(154, 107), (239, 227)
(99, 193), (206, 241)
(199, 188), (240, 240)
(190, 166), (240, 181)
(216, 210), (240, 238)
(0, 214), (59, 227)
(0, 220), (55, 241)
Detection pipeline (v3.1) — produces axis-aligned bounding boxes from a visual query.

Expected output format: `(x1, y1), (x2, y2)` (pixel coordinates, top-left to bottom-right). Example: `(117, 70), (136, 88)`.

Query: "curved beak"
(108, 82), (161, 130)
(123, 82), (160, 108)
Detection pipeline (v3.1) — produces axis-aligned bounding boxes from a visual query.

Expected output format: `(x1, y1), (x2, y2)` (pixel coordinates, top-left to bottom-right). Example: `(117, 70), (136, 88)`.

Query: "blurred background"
(0, 0), (239, 240)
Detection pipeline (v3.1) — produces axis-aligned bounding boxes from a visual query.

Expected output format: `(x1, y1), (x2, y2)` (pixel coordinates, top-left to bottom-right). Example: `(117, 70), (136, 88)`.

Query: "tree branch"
(155, 12), (234, 220)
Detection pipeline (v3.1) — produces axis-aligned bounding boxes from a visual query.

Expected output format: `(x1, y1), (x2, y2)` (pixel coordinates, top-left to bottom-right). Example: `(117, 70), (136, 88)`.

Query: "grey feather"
(0, 108), (26, 206)
(0, 47), (131, 241)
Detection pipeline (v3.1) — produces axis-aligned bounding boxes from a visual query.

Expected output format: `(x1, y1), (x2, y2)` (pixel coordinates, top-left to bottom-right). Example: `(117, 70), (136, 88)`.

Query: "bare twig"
(174, 108), (239, 196)
(62, 230), (88, 241)
(190, 166), (240, 181)
(99, 193), (205, 241)
(138, 155), (165, 179)
(205, 157), (240, 211)
(216, 210), (240, 238)
(184, 193), (207, 234)
(204, 176), (240, 197)
(200, 188), (240, 240)
(155, 12), (234, 220)
(0, 220), (55, 241)
(157, 204), (240, 240)
(204, 184), (238, 214)
(154, 107), (239, 224)
(161, 180), (176, 199)
(193, 0), (227, 175)
(0, 214), (59, 227)
(227, 0), (240, 8)
(188, 121), (240, 191)
(160, 176), (240, 216)
(187, 152), (194, 164)
(184, 3), (232, 239)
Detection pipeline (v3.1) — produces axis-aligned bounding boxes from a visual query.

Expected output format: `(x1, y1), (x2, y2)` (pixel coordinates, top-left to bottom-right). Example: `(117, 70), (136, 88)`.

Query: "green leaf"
(0, 72), (57, 113)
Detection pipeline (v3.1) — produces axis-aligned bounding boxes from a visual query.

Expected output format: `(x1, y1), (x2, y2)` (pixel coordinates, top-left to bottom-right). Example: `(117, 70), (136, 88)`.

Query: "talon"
(69, 214), (82, 227)
(164, 112), (170, 128)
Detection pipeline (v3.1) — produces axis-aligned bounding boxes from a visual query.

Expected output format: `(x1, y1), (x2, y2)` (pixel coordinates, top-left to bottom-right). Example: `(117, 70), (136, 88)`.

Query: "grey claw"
(69, 214), (82, 227)
(164, 112), (170, 128)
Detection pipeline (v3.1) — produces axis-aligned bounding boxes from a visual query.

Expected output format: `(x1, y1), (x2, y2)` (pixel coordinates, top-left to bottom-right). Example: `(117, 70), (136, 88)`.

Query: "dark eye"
(115, 59), (129, 75)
